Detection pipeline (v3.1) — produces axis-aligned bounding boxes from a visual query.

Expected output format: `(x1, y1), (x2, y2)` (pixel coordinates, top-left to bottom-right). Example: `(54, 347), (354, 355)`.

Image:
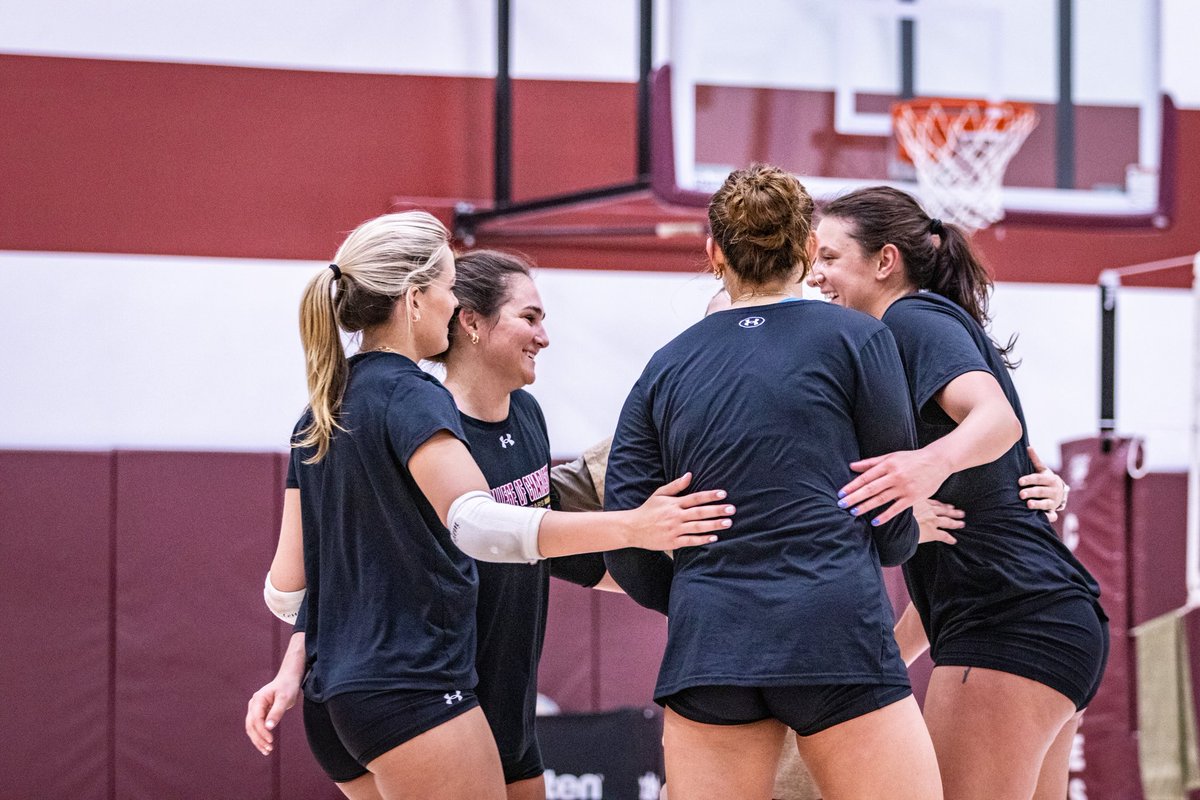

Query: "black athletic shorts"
(932, 594), (1109, 710)
(303, 688), (479, 783)
(663, 682), (913, 737)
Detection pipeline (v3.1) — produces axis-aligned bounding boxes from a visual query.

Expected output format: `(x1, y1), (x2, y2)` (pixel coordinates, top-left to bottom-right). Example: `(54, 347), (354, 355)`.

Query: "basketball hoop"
(892, 98), (1039, 232)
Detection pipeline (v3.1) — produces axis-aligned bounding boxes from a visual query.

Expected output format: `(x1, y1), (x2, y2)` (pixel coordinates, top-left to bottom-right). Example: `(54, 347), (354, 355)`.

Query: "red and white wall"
(2, 3), (1198, 799)
(2, 0), (1199, 467)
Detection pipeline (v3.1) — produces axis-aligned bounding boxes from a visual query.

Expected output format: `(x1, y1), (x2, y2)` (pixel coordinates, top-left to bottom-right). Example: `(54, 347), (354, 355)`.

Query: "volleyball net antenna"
(1098, 253), (1200, 607)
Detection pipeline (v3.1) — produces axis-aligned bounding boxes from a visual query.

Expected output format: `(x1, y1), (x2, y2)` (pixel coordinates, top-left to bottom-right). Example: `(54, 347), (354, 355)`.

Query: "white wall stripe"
(1, 251), (1190, 468)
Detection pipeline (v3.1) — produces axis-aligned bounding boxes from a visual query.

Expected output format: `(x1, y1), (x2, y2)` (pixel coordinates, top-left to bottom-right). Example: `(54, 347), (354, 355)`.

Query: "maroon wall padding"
(1130, 472), (1189, 626)
(1061, 437), (1144, 800)
(539, 579), (599, 711)
(539, 582), (669, 713)
(0, 451), (113, 800)
(113, 451), (280, 800)
(595, 593), (667, 709)
(4, 443), (1190, 795)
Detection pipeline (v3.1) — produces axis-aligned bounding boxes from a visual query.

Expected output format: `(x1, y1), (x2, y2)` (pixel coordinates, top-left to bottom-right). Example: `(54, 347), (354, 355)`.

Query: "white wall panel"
(2, 1), (1197, 107)
(1, 252), (1190, 469)
(0, 0), (639, 81)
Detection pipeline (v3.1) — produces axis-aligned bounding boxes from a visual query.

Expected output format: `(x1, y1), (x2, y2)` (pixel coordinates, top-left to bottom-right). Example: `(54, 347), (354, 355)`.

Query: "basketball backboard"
(663, 0), (1169, 227)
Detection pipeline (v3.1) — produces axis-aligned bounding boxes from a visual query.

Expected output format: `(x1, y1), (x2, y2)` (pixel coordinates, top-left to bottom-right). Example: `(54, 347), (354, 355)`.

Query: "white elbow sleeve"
(263, 571), (306, 624)
(448, 490), (547, 564)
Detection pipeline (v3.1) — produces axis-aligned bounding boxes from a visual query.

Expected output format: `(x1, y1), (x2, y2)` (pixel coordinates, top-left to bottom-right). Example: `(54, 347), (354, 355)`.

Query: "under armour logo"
(738, 316), (765, 328)
(499, 434), (515, 448)
(444, 691), (463, 705)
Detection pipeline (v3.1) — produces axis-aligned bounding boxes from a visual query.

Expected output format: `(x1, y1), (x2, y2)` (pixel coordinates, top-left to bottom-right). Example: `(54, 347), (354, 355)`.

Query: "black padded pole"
(1099, 272), (1118, 449)
(1056, 0), (1076, 189)
(495, 0), (513, 206)
(636, 0), (653, 178)
(900, 0), (916, 99)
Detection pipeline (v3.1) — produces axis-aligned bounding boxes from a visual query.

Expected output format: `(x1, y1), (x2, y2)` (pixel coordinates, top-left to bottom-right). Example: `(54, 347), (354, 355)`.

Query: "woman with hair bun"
(604, 165), (943, 799)
(810, 186), (1106, 800)
(243, 211), (736, 800)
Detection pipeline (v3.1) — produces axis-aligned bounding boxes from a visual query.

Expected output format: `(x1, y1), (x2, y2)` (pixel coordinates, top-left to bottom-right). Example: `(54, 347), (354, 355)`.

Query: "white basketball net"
(893, 101), (1038, 232)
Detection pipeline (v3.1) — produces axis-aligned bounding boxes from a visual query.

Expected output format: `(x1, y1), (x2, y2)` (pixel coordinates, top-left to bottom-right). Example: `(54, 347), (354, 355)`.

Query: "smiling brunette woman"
(810, 186), (1107, 800)
(434, 249), (622, 800)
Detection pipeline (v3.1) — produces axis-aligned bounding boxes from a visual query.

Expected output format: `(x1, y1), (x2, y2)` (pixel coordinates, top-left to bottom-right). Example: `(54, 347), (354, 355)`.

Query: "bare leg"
(794, 694), (942, 800)
(1031, 712), (1083, 800)
(505, 774), (546, 800)
(662, 707), (787, 800)
(923, 666), (1076, 800)
(366, 706), (506, 800)
(336, 773), (384, 800)
(773, 736), (821, 800)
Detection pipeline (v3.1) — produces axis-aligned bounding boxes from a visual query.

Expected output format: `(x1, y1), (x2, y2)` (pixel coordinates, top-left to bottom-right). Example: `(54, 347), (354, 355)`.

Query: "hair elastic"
(328, 263), (342, 280)
(928, 218), (945, 237)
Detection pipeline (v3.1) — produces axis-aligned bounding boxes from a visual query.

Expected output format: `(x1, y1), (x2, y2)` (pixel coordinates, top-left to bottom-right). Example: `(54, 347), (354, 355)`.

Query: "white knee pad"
(447, 490), (547, 563)
(263, 571), (306, 624)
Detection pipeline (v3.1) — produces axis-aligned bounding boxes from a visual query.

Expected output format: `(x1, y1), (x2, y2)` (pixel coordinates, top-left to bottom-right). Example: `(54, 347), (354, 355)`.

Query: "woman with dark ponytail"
(809, 186), (1106, 800)
(242, 211), (736, 800)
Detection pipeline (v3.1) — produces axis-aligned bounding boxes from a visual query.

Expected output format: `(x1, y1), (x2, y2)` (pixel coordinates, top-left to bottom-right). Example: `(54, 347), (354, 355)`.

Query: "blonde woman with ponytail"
(244, 211), (735, 800)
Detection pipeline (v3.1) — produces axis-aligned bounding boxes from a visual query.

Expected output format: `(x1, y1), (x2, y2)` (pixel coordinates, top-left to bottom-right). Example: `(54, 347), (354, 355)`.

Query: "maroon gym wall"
(0, 448), (671, 799)
(1, 53), (1197, 286)
(7, 446), (1185, 798)
(0, 451), (113, 800)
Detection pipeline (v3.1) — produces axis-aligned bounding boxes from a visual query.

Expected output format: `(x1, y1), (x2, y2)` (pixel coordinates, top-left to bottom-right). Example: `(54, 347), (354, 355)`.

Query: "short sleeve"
(286, 447), (300, 489)
(286, 413), (310, 488)
(603, 378), (674, 613)
(604, 379), (666, 512)
(386, 376), (470, 465)
(884, 299), (993, 421)
(852, 328), (920, 567)
(550, 553), (607, 587)
(604, 549), (672, 614)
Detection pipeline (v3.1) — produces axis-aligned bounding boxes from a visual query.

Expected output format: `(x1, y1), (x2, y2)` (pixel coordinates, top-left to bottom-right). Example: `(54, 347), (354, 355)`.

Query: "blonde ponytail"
(296, 267), (349, 462)
(294, 211), (452, 462)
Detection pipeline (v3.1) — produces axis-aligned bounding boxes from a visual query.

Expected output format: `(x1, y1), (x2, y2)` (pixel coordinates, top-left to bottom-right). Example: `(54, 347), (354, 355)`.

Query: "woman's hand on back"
(838, 449), (952, 526)
(624, 472), (735, 551)
(1019, 446), (1068, 522)
(913, 498), (964, 545)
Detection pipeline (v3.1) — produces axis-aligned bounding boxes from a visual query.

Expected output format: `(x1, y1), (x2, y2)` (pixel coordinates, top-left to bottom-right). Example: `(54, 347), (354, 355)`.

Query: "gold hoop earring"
(469, 331), (480, 345)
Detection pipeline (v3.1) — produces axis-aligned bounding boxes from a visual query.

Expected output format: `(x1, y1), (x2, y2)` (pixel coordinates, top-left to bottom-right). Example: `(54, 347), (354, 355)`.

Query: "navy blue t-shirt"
(287, 352), (478, 702)
(605, 299), (920, 700)
(461, 389), (603, 765)
(882, 293), (1102, 651)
